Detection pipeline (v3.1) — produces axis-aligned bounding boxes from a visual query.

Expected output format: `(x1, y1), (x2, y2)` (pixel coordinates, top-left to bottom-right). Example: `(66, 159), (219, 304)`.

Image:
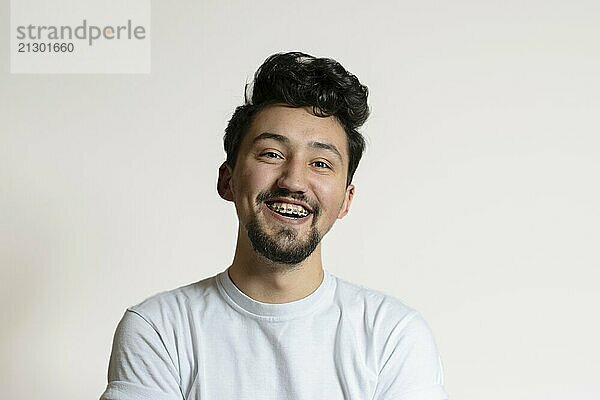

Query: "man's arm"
(99, 310), (183, 400)
(372, 312), (448, 400)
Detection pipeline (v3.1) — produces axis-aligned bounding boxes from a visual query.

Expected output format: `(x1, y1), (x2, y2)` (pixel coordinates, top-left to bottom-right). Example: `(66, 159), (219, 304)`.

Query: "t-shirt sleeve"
(99, 310), (183, 400)
(372, 312), (448, 400)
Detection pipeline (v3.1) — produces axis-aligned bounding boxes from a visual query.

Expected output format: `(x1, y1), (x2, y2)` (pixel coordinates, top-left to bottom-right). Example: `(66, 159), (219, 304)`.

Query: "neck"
(228, 229), (324, 304)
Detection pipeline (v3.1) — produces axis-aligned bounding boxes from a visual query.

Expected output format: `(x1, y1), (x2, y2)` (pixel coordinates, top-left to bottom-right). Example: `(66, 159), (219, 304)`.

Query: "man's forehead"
(246, 105), (348, 154)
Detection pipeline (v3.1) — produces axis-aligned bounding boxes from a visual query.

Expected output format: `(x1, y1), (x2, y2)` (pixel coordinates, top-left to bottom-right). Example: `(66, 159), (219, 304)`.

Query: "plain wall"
(1, 1), (599, 399)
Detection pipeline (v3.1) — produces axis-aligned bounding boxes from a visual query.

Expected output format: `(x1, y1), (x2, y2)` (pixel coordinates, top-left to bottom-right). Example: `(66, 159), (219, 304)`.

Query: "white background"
(1, 1), (599, 399)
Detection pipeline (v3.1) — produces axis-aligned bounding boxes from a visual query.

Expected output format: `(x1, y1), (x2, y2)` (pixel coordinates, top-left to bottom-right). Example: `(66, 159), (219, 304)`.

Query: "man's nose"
(277, 159), (308, 193)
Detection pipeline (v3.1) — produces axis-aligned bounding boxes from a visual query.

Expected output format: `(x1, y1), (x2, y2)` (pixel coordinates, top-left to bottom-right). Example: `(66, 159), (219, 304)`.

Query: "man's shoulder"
(126, 273), (221, 324)
(329, 273), (419, 328)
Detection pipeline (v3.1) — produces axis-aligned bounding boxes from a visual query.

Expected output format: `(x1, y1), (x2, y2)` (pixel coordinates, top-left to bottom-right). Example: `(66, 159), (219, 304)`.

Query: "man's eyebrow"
(309, 141), (343, 162)
(252, 132), (343, 162)
(252, 132), (289, 144)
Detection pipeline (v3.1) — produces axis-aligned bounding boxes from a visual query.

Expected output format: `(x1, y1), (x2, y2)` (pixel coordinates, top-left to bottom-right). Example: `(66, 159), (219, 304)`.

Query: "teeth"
(267, 202), (309, 217)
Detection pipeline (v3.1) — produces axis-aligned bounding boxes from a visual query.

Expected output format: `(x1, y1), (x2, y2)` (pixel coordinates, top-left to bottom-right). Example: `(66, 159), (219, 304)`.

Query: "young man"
(100, 52), (448, 400)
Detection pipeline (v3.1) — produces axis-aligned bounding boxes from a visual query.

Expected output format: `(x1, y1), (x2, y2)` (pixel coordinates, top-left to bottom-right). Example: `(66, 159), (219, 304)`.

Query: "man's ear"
(337, 184), (355, 219)
(217, 162), (234, 201)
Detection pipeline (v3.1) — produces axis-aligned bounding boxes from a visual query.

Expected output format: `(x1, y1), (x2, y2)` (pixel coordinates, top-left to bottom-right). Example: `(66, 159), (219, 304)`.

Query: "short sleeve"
(99, 310), (183, 400)
(372, 312), (448, 400)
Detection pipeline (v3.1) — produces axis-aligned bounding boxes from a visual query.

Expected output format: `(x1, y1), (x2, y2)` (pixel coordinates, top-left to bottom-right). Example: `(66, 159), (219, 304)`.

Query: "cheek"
(233, 167), (274, 201)
(315, 182), (347, 216)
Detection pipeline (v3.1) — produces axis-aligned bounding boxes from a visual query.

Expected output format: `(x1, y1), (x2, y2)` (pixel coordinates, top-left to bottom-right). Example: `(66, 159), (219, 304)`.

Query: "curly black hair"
(223, 51), (370, 186)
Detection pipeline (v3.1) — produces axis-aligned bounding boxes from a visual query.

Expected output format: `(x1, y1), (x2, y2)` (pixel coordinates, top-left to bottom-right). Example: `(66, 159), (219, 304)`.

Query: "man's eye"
(312, 161), (331, 169)
(261, 151), (282, 159)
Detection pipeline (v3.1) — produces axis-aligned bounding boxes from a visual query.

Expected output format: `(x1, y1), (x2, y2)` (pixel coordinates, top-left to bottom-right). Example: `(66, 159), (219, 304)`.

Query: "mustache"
(256, 189), (320, 216)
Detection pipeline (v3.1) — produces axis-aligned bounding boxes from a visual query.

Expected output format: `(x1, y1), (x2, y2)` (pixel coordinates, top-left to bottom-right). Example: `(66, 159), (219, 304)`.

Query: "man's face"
(218, 104), (354, 265)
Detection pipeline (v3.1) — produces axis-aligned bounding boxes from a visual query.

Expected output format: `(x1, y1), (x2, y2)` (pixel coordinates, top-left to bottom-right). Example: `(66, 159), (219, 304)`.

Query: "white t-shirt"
(100, 268), (448, 400)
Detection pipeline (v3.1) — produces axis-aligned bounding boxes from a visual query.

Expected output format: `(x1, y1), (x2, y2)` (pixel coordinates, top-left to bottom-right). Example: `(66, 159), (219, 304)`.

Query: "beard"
(245, 189), (322, 265)
(246, 216), (321, 265)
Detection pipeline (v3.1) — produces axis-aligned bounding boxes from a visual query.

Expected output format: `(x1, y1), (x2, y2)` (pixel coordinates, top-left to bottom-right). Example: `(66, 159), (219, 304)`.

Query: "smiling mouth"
(265, 201), (311, 219)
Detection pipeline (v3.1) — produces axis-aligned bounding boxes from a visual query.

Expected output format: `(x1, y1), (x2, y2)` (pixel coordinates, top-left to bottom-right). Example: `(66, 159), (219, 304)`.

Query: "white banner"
(11, 0), (151, 73)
